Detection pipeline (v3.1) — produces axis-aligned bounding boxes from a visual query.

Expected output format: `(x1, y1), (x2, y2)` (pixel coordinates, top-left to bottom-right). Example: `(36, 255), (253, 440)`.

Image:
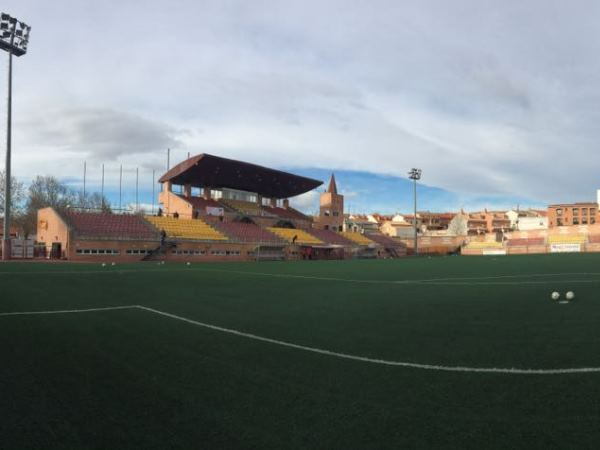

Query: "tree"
(26, 175), (74, 214)
(0, 170), (26, 217)
(447, 213), (468, 236)
(18, 176), (110, 237)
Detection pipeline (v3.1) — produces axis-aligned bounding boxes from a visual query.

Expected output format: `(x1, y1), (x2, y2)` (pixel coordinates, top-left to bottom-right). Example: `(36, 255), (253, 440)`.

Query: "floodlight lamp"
(408, 168), (422, 181)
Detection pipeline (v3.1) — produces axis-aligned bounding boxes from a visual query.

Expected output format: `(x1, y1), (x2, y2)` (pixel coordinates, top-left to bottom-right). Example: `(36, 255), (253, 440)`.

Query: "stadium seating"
(364, 233), (405, 247)
(547, 235), (586, 244)
(262, 205), (309, 221)
(506, 237), (546, 247)
(220, 199), (271, 216)
(213, 222), (285, 244)
(66, 211), (157, 240)
(145, 216), (228, 241)
(177, 195), (224, 210)
(266, 227), (324, 245)
(340, 232), (374, 245)
(463, 241), (504, 250)
(307, 229), (354, 246)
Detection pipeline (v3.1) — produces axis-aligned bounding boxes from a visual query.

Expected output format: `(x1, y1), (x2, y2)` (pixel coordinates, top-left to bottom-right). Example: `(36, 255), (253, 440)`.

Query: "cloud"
(4, 0), (600, 209)
(289, 190), (320, 214)
(17, 106), (182, 160)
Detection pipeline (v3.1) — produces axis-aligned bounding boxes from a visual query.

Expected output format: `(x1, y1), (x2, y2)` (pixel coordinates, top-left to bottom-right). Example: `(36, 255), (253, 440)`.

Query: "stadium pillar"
(203, 187), (212, 200)
(283, 199), (290, 209)
(184, 184), (191, 198)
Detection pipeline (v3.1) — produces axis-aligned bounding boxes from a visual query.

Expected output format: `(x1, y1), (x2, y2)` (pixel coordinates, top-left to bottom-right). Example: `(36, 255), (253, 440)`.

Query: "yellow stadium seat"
(547, 235), (586, 244)
(464, 241), (504, 250)
(145, 216), (228, 241)
(266, 227), (323, 245)
(221, 199), (264, 215)
(340, 232), (374, 245)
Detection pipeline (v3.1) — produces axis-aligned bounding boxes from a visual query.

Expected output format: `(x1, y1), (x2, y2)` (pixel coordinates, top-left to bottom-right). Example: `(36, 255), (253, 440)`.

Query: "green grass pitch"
(2, 254), (600, 449)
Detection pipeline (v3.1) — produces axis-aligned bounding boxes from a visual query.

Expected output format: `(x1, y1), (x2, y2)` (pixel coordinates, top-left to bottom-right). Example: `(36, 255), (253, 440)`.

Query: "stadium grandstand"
(36, 154), (402, 262)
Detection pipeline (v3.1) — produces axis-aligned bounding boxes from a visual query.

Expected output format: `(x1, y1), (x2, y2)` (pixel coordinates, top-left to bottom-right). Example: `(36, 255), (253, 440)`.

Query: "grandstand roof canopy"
(159, 154), (323, 199)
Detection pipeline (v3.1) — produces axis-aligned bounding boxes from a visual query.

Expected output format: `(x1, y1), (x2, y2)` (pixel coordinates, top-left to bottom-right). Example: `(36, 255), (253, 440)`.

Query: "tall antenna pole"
(167, 148), (170, 170)
(101, 163), (105, 210)
(83, 160), (86, 203)
(135, 167), (139, 212)
(152, 169), (155, 214)
(119, 164), (122, 211)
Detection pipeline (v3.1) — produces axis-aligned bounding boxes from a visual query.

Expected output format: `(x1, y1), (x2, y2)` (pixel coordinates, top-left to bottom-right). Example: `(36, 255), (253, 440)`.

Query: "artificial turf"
(2, 254), (600, 449)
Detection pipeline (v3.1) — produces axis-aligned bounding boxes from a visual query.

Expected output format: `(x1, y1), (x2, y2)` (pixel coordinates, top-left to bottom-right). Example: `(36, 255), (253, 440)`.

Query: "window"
(573, 208), (579, 216)
(332, 211), (339, 217)
(557, 218), (563, 226)
(324, 225), (329, 230)
(77, 249), (119, 255)
(582, 208), (588, 216)
(126, 249), (150, 255)
(324, 210), (330, 217)
(556, 208), (563, 216)
(582, 218), (588, 225)
(573, 218), (579, 225)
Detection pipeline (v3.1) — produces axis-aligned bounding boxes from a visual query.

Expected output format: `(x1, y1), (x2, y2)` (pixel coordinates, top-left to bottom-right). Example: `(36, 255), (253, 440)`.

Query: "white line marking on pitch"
(134, 306), (600, 375)
(2, 267), (600, 286)
(192, 268), (600, 286)
(0, 305), (138, 316)
(2, 304), (599, 375)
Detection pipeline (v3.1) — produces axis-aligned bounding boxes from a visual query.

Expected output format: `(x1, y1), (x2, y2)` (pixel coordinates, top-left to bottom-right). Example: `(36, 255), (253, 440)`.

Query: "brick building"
(547, 203), (598, 227)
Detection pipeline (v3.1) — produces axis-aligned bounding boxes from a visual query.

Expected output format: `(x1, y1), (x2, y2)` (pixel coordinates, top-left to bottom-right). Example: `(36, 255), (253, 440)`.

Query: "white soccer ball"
(101, 263), (106, 267)
(551, 291), (560, 300)
(186, 262), (191, 266)
(566, 291), (575, 300)
(111, 262), (116, 266)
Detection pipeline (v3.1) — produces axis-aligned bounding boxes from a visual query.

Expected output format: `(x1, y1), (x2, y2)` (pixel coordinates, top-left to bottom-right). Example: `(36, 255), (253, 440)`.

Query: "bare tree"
(0, 170), (26, 217)
(19, 176), (109, 237)
(447, 214), (468, 236)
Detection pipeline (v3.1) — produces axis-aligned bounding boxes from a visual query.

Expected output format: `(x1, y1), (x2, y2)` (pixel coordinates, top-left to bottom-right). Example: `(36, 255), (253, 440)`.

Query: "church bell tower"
(318, 174), (344, 231)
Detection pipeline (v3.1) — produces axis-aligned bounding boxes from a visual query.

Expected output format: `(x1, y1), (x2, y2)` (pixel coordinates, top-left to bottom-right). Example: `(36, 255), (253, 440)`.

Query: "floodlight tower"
(408, 168), (422, 256)
(0, 13), (31, 260)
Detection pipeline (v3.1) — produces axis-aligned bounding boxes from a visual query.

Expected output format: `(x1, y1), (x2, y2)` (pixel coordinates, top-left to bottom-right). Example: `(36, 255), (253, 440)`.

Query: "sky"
(2, 0), (600, 214)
